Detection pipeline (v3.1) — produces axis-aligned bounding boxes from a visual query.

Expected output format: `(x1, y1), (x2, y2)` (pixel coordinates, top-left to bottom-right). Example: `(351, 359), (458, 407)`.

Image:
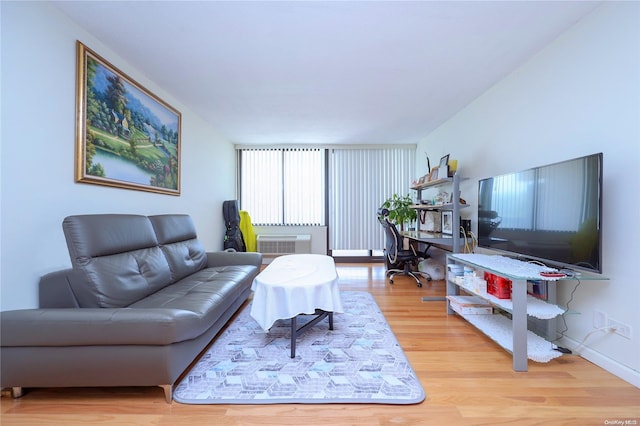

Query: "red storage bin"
(484, 272), (512, 299)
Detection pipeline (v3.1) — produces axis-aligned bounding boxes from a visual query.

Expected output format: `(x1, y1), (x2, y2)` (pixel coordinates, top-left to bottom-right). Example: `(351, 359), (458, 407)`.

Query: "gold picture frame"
(75, 41), (181, 195)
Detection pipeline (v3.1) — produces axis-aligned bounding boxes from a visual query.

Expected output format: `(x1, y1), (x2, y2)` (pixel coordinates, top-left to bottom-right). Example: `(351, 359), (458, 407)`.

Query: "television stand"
(446, 253), (606, 371)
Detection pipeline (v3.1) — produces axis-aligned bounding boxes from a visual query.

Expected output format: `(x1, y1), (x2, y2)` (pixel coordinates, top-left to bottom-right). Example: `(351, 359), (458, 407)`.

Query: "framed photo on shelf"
(439, 154), (449, 168)
(441, 210), (453, 235)
(438, 154), (449, 180)
(427, 167), (439, 182)
(420, 211), (441, 232)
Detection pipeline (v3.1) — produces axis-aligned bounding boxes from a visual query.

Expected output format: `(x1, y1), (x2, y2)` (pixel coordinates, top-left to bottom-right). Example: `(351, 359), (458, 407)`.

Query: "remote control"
(540, 272), (566, 278)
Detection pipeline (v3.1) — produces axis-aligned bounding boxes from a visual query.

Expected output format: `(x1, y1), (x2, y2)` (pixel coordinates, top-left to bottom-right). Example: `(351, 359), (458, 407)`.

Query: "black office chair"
(377, 208), (424, 287)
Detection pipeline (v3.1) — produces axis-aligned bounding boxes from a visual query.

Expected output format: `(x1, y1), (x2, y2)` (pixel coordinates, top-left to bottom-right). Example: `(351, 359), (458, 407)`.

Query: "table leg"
(512, 279), (528, 371)
(289, 310), (334, 358)
(290, 316), (297, 358)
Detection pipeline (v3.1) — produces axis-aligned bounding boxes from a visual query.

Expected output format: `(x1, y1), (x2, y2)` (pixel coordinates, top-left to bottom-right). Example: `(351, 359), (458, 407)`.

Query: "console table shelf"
(445, 253), (606, 371)
(449, 274), (565, 320)
(452, 309), (564, 363)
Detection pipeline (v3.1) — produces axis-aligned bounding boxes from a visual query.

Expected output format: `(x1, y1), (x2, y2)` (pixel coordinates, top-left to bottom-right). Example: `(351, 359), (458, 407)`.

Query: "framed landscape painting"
(75, 41), (181, 195)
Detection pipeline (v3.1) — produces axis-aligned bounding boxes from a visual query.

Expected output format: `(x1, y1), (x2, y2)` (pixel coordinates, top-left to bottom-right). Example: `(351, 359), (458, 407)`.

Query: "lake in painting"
(93, 150), (154, 186)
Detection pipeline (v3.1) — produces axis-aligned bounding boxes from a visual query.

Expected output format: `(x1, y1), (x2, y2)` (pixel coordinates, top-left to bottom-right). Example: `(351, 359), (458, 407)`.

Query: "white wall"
(417, 2), (640, 385)
(0, 2), (236, 310)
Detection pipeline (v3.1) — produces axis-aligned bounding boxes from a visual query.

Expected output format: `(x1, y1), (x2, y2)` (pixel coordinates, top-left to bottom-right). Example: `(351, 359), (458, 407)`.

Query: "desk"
(402, 230), (459, 246)
(402, 230), (467, 255)
(250, 254), (344, 357)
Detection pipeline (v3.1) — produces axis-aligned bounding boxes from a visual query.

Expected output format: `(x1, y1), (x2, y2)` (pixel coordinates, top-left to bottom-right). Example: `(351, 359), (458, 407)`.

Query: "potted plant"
(381, 193), (417, 231)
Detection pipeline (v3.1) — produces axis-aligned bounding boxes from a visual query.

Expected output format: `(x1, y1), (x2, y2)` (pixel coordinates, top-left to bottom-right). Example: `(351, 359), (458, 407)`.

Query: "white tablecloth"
(250, 254), (344, 331)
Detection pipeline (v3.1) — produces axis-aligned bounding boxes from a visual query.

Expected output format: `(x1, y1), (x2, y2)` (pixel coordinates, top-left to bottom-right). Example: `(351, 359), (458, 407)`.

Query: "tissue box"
(447, 295), (493, 315)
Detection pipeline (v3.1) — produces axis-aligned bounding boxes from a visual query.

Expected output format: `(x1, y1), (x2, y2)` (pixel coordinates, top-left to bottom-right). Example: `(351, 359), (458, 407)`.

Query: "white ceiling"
(53, 1), (600, 146)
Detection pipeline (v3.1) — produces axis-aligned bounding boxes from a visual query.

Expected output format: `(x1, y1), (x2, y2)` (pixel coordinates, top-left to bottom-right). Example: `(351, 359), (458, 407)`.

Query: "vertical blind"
(329, 147), (415, 250)
(283, 149), (325, 225)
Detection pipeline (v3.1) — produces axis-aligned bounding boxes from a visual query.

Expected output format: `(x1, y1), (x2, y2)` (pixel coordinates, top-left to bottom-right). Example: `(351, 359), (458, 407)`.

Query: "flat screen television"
(477, 153), (603, 273)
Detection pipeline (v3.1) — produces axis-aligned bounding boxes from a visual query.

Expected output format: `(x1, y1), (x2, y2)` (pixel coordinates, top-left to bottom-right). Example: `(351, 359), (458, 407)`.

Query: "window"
(238, 145), (415, 256)
(238, 148), (325, 225)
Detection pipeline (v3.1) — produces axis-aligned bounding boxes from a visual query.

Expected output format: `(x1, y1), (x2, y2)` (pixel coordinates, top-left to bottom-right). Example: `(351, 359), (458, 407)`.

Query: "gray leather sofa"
(0, 214), (262, 402)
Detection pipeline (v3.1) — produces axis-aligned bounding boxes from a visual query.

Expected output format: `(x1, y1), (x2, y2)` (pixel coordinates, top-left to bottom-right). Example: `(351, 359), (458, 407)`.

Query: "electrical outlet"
(608, 318), (632, 339)
(594, 310), (607, 329)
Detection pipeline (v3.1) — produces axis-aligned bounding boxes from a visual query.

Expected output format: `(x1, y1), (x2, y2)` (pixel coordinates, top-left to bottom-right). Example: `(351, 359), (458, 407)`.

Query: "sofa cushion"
(64, 214), (158, 260)
(63, 215), (173, 308)
(0, 307), (210, 346)
(149, 214), (207, 282)
(128, 265), (257, 337)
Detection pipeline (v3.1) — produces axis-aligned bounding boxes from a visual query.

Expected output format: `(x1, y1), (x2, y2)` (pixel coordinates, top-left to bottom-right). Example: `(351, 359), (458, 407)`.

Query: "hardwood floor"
(2, 262), (639, 425)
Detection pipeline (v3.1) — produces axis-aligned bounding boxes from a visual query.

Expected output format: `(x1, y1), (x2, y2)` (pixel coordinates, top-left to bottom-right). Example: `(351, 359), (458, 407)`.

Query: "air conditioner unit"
(257, 235), (311, 255)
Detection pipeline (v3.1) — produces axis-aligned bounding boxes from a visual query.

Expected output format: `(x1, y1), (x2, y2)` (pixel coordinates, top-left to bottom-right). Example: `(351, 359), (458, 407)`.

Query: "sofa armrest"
(0, 308), (204, 347)
(206, 251), (262, 268)
(39, 269), (84, 308)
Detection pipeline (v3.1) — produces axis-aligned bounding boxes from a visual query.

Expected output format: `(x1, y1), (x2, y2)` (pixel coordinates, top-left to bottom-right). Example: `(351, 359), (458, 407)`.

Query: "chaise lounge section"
(0, 214), (262, 402)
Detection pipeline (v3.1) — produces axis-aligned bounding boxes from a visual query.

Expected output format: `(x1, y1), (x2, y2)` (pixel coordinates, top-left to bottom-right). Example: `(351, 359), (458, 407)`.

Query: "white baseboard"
(560, 336), (640, 388)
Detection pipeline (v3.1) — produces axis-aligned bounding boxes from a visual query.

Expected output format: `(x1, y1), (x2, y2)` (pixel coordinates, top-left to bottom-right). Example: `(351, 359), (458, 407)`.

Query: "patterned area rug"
(173, 291), (425, 404)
